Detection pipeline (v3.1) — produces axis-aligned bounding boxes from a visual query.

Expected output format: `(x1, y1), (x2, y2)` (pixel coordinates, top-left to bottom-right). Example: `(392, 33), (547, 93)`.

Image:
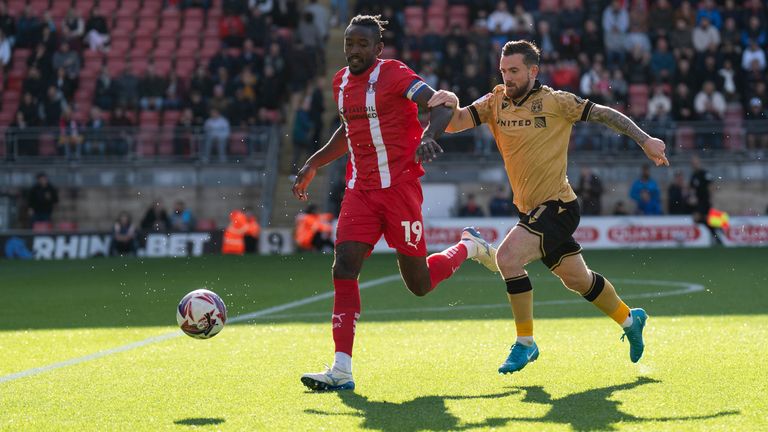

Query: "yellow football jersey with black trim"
(468, 80), (594, 213)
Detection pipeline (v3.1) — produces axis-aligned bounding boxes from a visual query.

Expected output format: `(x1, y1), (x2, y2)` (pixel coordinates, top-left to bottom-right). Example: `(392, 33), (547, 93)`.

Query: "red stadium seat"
(140, 111), (161, 126)
(137, 131), (158, 156)
(539, 0), (561, 12)
(426, 15), (446, 35)
(38, 133), (58, 156)
(196, 219), (218, 231)
(162, 110), (181, 126)
(229, 131), (249, 155)
(56, 221), (79, 232)
(33, 222), (54, 232)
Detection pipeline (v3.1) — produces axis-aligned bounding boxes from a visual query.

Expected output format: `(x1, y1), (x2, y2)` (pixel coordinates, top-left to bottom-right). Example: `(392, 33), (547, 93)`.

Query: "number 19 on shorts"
(401, 221), (423, 247)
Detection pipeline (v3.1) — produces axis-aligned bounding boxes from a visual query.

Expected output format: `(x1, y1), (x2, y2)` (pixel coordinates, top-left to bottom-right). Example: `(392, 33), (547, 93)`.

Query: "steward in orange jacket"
(294, 204), (334, 252)
(222, 210), (251, 255)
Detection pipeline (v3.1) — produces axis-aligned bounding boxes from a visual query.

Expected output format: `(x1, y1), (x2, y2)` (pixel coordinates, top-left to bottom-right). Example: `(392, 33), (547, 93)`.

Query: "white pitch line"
(0, 274), (403, 385)
(246, 279), (706, 320)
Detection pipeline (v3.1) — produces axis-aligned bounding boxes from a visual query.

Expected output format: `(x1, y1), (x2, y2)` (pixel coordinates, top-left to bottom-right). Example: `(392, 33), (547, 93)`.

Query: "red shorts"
(335, 179), (427, 256)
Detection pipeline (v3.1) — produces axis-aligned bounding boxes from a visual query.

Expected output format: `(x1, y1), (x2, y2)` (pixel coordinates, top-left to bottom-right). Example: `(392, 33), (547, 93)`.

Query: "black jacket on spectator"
(28, 182), (58, 215)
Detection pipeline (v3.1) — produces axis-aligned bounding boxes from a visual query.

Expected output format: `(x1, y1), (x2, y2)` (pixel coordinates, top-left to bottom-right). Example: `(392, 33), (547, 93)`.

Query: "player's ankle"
(460, 238), (478, 258)
(516, 336), (534, 346)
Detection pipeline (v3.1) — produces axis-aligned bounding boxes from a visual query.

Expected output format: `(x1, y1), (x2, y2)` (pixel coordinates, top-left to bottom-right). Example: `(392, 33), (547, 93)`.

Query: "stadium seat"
(139, 111), (161, 126)
(539, 0), (561, 12)
(229, 131), (249, 156)
(32, 222), (54, 232)
(675, 126), (695, 150)
(426, 15), (447, 35)
(38, 133), (58, 156)
(56, 221), (79, 232)
(196, 219), (218, 231)
(381, 46), (398, 59)
(136, 131), (158, 156)
(162, 110), (182, 126)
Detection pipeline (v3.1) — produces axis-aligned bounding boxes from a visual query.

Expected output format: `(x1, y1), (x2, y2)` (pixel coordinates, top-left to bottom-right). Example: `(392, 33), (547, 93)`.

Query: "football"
(176, 289), (227, 339)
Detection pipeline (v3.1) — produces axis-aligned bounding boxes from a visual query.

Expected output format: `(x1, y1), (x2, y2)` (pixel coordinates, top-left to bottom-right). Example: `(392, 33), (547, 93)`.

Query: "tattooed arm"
(587, 104), (669, 166)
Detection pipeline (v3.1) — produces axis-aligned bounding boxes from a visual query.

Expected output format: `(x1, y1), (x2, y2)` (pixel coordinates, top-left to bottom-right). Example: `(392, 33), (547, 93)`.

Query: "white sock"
(516, 336), (534, 346)
(621, 314), (634, 328)
(332, 352), (352, 374)
(460, 239), (478, 258)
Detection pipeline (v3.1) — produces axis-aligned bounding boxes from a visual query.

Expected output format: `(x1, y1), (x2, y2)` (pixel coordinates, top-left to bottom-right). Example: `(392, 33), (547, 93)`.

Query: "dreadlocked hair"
(349, 14), (388, 42)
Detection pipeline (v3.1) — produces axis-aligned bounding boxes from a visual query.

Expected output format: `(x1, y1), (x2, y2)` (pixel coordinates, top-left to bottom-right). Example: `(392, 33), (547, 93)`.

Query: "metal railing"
(2, 125), (279, 163)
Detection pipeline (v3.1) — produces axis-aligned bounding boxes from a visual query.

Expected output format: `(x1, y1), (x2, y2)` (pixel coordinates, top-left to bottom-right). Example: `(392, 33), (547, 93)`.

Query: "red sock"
(427, 243), (468, 290)
(332, 279), (361, 356)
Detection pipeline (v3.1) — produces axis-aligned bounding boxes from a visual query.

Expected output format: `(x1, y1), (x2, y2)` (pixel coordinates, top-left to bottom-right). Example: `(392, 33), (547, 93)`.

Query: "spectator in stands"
(6, 111), (36, 158)
(488, 186), (515, 217)
(109, 106), (134, 155)
(115, 64), (139, 108)
(28, 172), (58, 224)
(27, 43), (53, 82)
(603, 0), (629, 66)
(15, 5), (40, 49)
(610, 69), (628, 104)
(458, 194), (485, 218)
(57, 107), (83, 159)
(696, 0), (722, 29)
(84, 6), (109, 52)
(181, 0), (211, 11)
(263, 41), (286, 77)
(719, 59), (739, 102)
(487, 1), (515, 35)
(141, 200), (170, 232)
(173, 108), (196, 156)
(649, 0), (674, 39)
(291, 94), (314, 173)
(625, 45), (650, 85)
(245, 6), (269, 49)
(93, 67), (115, 110)
(111, 211), (138, 256)
(669, 18), (694, 60)
(229, 88), (256, 126)
(258, 64), (283, 111)
(694, 80), (726, 150)
(0, 2), (15, 46)
(186, 89), (208, 126)
(636, 189), (663, 215)
(163, 72), (184, 110)
(238, 38), (263, 74)
(745, 97), (768, 154)
(667, 170), (692, 215)
(61, 8), (84, 50)
(42, 85), (66, 127)
(741, 39), (766, 72)
(675, 1), (696, 28)
(189, 65), (214, 98)
(38, 21), (58, 53)
(84, 106), (107, 156)
(579, 62), (603, 102)
(17, 92), (41, 126)
(53, 66), (76, 102)
(721, 16), (741, 48)
(139, 63), (167, 111)
(647, 85), (672, 122)
(243, 206), (260, 253)
(170, 200), (195, 232)
(581, 20), (603, 62)
(202, 108), (230, 162)
(692, 16), (720, 54)
(741, 16), (767, 48)
(576, 168), (604, 216)
(689, 155), (716, 238)
(612, 200), (629, 216)
(625, 22), (651, 57)
(630, 164), (661, 214)
(309, 76), (325, 150)
(0, 28), (10, 68)
(650, 38), (675, 82)
(22, 66), (45, 101)
(305, 0), (330, 42)
(672, 82), (696, 122)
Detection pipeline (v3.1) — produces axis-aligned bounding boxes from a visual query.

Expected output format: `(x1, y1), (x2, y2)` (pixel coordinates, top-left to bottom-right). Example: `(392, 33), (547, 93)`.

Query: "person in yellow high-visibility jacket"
(222, 210), (250, 255)
(295, 204), (334, 252)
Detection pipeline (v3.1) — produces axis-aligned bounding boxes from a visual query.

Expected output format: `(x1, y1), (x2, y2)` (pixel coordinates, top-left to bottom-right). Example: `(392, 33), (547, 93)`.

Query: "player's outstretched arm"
(427, 90), (477, 133)
(411, 85), (454, 162)
(587, 104), (670, 166)
(292, 124), (348, 201)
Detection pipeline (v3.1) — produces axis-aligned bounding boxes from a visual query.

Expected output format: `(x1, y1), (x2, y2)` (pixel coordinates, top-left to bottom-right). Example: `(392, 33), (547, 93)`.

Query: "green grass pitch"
(2, 248), (767, 431)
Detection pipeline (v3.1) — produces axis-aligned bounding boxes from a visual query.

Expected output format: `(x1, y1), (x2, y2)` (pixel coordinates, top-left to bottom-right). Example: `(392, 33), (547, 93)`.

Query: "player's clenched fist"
(427, 90), (460, 109)
(641, 137), (669, 167)
(292, 164), (317, 201)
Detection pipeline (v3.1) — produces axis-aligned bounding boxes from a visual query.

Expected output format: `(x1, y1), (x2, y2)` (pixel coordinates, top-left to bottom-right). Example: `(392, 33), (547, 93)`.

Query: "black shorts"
(517, 199), (582, 270)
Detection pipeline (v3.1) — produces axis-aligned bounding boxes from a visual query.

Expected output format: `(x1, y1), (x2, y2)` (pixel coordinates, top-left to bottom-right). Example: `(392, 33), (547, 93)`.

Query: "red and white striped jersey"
(332, 59), (428, 190)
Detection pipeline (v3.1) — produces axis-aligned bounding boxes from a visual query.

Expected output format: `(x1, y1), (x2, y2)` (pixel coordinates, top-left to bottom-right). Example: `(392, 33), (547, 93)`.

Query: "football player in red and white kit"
(293, 15), (498, 391)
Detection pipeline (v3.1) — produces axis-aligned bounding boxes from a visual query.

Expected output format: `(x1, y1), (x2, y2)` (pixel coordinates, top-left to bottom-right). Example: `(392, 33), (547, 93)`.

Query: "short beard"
(506, 76), (531, 100)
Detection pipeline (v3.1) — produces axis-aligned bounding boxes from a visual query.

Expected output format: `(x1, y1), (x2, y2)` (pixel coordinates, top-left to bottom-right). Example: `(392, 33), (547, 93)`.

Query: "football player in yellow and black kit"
(429, 40), (669, 374)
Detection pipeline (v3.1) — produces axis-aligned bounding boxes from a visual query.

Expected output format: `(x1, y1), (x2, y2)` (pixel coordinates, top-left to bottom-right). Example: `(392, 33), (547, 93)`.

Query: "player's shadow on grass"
(173, 417), (225, 426)
(305, 377), (739, 432)
(499, 376), (739, 432)
(306, 390), (520, 432)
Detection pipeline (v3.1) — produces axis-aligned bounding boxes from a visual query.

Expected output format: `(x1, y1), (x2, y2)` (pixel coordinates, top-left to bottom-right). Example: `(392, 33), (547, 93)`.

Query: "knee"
(496, 245), (524, 274)
(558, 269), (592, 294)
(332, 258), (360, 280)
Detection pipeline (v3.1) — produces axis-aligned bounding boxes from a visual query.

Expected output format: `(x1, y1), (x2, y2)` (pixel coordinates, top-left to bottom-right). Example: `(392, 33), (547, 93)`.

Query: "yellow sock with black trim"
(506, 274), (534, 344)
(582, 272), (632, 327)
